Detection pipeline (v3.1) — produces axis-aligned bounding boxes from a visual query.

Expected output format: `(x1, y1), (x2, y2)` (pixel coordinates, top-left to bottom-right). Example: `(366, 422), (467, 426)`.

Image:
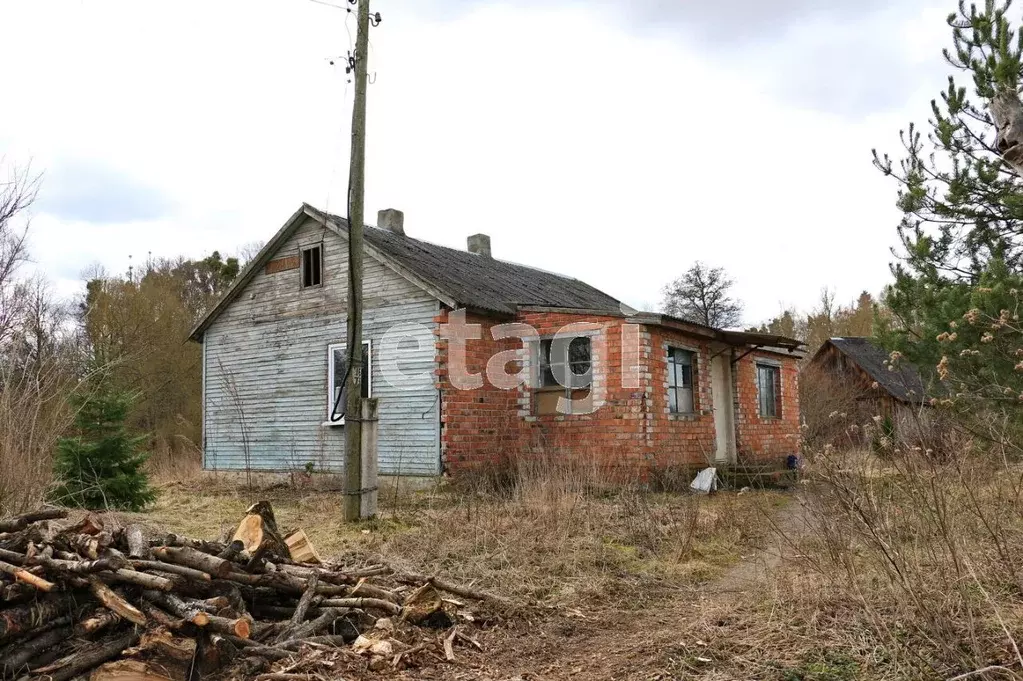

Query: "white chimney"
(378, 208), (404, 235)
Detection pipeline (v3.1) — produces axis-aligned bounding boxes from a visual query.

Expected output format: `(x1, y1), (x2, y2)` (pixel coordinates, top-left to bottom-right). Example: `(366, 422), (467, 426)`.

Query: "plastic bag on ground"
(690, 467), (718, 494)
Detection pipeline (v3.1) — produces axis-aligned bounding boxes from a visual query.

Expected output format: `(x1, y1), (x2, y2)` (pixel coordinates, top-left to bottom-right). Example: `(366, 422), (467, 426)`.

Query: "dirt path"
(462, 493), (813, 681)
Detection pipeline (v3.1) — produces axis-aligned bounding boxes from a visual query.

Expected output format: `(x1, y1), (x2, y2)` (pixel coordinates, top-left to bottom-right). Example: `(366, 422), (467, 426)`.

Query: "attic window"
(301, 245), (322, 288)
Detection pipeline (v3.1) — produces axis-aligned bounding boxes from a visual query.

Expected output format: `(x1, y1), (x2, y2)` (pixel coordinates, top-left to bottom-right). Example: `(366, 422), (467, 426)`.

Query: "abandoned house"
(809, 337), (933, 412)
(807, 337), (938, 444)
(189, 204), (805, 476)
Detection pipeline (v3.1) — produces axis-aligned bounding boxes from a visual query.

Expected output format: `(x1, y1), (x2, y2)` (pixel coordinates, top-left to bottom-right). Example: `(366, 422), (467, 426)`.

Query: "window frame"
(756, 362), (781, 419)
(326, 339), (372, 425)
(667, 347), (696, 415)
(531, 335), (593, 415)
(300, 244), (323, 289)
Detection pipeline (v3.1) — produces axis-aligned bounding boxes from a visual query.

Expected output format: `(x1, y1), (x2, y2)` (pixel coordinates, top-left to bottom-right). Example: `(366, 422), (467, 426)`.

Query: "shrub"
(52, 388), (155, 511)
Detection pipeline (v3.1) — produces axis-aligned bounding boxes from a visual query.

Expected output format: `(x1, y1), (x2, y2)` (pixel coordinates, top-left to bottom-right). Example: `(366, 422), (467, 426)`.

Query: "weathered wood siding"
(203, 218), (441, 475)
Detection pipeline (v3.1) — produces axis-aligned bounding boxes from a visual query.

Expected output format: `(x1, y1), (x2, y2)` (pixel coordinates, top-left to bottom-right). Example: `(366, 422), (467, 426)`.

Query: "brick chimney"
(378, 208), (404, 235)
(467, 233), (491, 257)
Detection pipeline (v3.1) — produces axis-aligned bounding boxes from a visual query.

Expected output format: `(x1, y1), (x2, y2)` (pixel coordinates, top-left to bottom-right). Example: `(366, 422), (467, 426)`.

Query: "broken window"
(301, 245), (322, 288)
(534, 336), (592, 415)
(756, 363), (781, 418)
(327, 341), (371, 424)
(667, 347), (695, 414)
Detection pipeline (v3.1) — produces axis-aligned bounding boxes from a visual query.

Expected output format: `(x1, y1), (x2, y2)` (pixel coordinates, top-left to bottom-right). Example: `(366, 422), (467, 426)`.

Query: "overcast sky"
(0, 0), (959, 324)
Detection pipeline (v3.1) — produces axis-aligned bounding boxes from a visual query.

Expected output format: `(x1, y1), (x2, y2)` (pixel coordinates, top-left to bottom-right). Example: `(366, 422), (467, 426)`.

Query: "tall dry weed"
(802, 439), (1023, 679)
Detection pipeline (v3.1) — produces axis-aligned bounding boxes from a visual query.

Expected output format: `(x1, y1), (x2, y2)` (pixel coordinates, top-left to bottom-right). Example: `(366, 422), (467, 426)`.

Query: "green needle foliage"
(52, 388), (155, 511)
(875, 0), (1023, 421)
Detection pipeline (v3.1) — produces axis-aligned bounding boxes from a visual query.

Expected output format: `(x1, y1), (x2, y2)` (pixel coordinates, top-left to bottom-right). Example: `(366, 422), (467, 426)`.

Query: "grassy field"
(123, 449), (1023, 680)
(130, 464), (788, 612)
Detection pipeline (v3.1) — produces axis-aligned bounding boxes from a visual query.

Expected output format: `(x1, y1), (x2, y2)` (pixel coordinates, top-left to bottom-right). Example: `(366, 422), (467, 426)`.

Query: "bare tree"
(0, 163), (39, 346)
(660, 262), (744, 328)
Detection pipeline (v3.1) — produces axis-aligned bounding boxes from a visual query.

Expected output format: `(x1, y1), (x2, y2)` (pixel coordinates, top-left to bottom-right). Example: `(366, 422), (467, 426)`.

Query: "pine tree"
(52, 388), (155, 511)
(875, 0), (1023, 410)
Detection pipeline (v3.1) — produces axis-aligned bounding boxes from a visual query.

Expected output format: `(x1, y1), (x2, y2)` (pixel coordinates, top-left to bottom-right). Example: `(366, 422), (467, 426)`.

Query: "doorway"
(710, 354), (736, 464)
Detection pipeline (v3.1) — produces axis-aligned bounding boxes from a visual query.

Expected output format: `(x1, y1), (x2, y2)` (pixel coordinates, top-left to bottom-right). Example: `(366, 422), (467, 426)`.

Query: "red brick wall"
(733, 351), (801, 463)
(436, 308), (801, 474)
(645, 328), (718, 468)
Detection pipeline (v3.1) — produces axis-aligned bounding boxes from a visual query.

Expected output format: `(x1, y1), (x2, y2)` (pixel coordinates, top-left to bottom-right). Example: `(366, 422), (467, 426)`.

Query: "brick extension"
(435, 308), (801, 476)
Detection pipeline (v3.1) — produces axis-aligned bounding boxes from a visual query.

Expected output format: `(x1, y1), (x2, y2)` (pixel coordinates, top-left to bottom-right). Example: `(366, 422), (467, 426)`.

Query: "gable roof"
(308, 206), (621, 316)
(190, 204), (621, 340)
(816, 337), (931, 404)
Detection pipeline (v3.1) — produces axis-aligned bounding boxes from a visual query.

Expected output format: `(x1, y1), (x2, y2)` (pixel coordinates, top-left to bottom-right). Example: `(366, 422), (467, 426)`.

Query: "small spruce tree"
(52, 389), (155, 511)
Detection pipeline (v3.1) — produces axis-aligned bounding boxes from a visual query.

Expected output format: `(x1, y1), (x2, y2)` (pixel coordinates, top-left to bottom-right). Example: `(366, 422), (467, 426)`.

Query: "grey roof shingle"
(826, 337), (931, 404)
(316, 207), (621, 315)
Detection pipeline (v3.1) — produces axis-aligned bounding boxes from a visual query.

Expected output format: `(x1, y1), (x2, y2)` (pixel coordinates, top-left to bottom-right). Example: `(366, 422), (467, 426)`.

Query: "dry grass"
(656, 446), (1023, 681)
(132, 458), (787, 612)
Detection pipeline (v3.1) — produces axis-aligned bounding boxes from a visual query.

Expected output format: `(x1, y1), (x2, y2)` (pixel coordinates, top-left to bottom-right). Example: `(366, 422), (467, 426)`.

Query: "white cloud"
(0, 0), (959, 324)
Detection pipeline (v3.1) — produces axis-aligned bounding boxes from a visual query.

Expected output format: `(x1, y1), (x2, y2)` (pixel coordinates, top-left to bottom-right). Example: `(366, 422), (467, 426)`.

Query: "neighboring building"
(809, 337), (932, 413)
(190, 204), (804, 477)
(808, 337), (939, 448)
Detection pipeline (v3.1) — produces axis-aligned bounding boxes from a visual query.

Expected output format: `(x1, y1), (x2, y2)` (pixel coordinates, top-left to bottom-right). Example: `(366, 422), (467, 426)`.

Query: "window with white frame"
(667, 347), (695, 414)
(327, 340), (371, 424)
(533, 336), (592, 415)
(756, 362), (781, 418)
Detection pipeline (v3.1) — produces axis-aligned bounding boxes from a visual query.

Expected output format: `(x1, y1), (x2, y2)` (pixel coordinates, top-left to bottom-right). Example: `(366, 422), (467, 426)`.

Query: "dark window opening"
(328, 342), (370, 424)
(301, 245), (322, 288)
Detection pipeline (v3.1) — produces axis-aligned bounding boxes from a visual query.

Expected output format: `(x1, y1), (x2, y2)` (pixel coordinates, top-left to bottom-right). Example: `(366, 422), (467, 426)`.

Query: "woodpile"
(0, 503), (509, 679)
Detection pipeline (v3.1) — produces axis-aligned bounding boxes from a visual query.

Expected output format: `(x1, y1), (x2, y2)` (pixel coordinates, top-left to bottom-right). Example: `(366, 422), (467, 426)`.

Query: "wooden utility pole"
(344, 0), (371, 522)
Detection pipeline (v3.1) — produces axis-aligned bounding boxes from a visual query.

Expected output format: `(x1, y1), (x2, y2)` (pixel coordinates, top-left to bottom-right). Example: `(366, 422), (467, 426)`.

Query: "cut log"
(1, 582), (35, 603)
(131, 559), (212, 583)
(0, 559), (54, 591)
(1, 624), (72, 673)
(348, 578), (402, 604)
(0, 598), (70, 640)
(283, 530), (321, 564)
(69, 533), (101, 559)
(89, 577), (147, 625)
(124, 525), (150, 559)
(34, 631), (140, 681)
(142, 591), (211, 627)
(232, 502), (288, 558)
(217, 539), (244, 561)
(155, 533), (227, 555)
(76, 609), (122, 636)
(279, 607), (346, 643)
(103, 568), (175, 591)
(396, 572), (513, 608)
(138, 601), (185, 630)
(152, 546), (233, 578)
(61, 512), (104, 536)
(320, 597), (402, 616)
(273, 574), (319, 643)
(88, 659), (176, 681)
(132, 629), (197, 665)
(0, 508), (67, 533)
(401, 584), (443, 624)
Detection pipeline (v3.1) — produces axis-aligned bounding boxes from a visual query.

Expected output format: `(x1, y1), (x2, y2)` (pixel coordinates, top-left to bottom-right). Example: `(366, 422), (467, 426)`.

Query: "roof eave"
(188, 204), (313, 342)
